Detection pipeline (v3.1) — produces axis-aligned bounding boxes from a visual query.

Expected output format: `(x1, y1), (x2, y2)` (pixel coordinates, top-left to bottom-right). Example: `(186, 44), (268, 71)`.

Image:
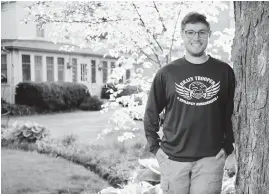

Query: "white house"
(1, 1), (131, 103)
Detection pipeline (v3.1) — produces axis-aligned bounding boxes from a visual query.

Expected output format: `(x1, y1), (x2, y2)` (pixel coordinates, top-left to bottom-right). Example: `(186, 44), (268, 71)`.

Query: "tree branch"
(135, 43), (160, 65)
(112, 27), (160, 66)
(169, 8), (181, 63)
(33, 16), (137, 25)
(153, 1), (167, 33)
(132, 2), (164, 53)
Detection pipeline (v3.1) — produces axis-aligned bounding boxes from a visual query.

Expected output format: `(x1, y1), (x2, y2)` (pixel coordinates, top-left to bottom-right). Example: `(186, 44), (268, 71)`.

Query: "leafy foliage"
(61, 134), (78, 147)
(1, 98), (39, 116)
(15, 82), (90, 111)
(2, 122), (50, 144)
(79, 95), (103, 111)
(101, 83), (117, 99)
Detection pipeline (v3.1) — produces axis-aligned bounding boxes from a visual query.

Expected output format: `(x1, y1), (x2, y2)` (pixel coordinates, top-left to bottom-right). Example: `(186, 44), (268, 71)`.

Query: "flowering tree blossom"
(23, 1), (234, 141)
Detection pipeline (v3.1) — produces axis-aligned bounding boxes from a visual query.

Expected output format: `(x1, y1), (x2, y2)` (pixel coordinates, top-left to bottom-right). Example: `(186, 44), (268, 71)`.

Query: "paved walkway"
(7, 109), (143, 143)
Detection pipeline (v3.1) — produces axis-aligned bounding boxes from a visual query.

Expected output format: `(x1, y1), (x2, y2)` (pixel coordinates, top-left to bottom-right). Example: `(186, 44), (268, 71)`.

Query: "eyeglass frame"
(183, 29), (211, 39)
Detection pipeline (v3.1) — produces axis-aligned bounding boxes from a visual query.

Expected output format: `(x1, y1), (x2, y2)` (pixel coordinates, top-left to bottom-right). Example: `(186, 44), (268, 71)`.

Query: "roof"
(1, 39), (117, 59)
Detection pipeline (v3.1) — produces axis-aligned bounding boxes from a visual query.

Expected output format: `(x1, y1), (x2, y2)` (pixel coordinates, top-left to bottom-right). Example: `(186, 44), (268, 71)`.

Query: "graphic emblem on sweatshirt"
(175, 76), (220, 106)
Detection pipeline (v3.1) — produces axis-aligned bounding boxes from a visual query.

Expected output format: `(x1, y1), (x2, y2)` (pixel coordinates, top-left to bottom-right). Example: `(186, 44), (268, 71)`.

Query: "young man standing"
(144, 12), (235, 194)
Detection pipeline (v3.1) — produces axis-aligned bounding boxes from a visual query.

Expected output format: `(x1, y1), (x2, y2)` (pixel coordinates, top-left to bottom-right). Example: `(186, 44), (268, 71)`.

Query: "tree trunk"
(232, 2), (269, 194)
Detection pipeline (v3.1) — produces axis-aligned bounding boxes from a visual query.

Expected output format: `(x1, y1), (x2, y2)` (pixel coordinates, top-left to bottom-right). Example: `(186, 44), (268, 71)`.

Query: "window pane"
(91, 60), (96, 83)
(46, 57), (54, 82)
(102, 61), (108, 83)
(72, 58), (77, 82)
(35, 56), (42, 82)
(22, 55), (31, 81)
(81, 63), (88, 81)
(22, 66), (31, 81)
(58, 57), (64, 81)
(58, 58), (64, 65)
(22, 55), (30, 63)
(1, 55), (7, 63)
(1, 55), (7, 83)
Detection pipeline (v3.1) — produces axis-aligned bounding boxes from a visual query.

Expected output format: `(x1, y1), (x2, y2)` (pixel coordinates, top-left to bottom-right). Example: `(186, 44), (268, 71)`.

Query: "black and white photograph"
(1, 1), (268, 194)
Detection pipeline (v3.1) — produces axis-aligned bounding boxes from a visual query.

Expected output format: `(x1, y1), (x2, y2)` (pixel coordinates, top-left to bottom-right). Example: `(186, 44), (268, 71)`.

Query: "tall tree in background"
(232, 2), (269, 193)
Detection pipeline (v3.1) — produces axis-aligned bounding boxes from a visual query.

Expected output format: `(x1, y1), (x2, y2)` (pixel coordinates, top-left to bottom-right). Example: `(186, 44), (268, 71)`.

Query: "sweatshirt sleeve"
(144, 70), (167, 155)
(223, 67), (236, 156)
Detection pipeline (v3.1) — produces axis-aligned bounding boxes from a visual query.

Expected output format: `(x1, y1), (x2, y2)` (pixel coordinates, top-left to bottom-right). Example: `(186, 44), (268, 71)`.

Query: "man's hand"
(215, 148), (227, 160)
(225, 151), (236, 177)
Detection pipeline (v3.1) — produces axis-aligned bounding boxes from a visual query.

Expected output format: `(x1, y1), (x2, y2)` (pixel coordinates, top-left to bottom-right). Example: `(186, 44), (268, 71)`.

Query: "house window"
(110, 62), (115, 74)
(1, 55), (7, 83)
(35, 56), (43, 82)
(58, 58), (64, 81)
(126, 69), (131, 80)
(22, 55), (31, 81)
(46, 57), (54, 82)
(81, 63), (88, 81)
(36, 25), (44, 37)
(119, 63), (123, 83)
(72, 58), (77, 82)
(102, 61), (108, 83)
(91, 60), (96, 83)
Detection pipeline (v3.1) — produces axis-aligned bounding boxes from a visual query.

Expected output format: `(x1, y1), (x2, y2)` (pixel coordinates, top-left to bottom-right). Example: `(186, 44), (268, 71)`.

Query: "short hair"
(181, 12), (210, 30)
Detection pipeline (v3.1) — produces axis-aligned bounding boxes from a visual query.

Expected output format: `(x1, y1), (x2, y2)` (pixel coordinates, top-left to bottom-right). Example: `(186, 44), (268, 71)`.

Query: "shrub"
(15, 82), (90, 111)
(101, 83), (117, 99)
(117, 85), (142, 98)
(1, 99), (39, 116)
(79, 96), (103, 111)
(101, 83), (142, 103)
(61, 134), (78, 147)
(2, 122), (50, 144)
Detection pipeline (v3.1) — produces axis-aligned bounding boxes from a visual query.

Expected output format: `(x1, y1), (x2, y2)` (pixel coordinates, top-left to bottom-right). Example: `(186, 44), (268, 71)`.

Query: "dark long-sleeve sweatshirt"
(144, 56), (235, 162)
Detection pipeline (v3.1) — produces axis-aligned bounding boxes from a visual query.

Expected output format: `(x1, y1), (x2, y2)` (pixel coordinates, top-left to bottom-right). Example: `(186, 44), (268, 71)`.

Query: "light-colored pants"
(156, 148), (225, 194)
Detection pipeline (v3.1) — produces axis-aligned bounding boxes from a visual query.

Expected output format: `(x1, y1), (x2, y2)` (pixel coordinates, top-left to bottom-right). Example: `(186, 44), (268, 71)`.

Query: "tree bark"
(232, 2), (269, 194)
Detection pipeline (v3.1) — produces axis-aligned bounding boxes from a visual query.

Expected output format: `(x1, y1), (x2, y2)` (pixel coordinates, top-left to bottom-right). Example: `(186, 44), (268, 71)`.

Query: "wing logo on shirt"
(175, 81), (220, 100)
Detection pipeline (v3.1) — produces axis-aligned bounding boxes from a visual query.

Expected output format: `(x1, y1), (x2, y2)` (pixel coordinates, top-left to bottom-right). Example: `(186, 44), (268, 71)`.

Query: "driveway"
(7, 109), (144, 143)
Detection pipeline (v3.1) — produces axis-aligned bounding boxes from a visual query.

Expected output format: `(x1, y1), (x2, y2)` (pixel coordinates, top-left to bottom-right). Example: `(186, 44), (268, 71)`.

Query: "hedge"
(79, 95), (103, 111)
(15, 82), (91, 111)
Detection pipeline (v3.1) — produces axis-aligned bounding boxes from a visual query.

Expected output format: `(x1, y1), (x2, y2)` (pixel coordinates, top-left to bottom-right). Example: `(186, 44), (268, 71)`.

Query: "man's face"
(181, 22), (211, 57)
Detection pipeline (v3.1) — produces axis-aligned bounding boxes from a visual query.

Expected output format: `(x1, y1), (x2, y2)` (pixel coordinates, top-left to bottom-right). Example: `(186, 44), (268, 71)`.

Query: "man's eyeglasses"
(184, 30), (210, 39)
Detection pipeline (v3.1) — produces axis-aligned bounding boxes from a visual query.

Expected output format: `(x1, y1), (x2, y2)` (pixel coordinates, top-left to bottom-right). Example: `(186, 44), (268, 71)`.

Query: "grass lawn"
(8, 108), (144, 143)
(1, 148), (110, 194)
(1, 108), (152, 192)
